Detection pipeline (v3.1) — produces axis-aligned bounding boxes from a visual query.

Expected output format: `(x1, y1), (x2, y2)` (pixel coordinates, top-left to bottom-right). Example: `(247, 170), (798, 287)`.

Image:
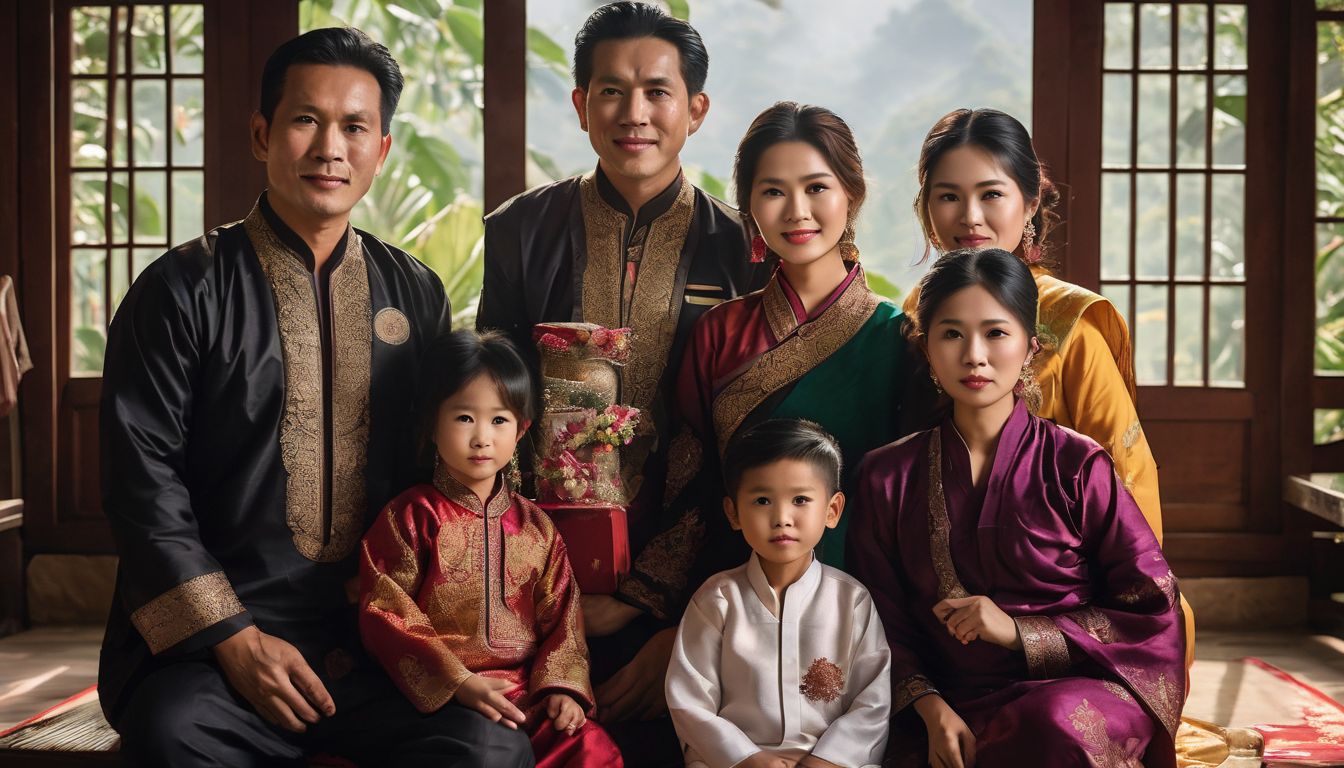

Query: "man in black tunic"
(476, 2), (766, 759)
(98, 28), (532, 767)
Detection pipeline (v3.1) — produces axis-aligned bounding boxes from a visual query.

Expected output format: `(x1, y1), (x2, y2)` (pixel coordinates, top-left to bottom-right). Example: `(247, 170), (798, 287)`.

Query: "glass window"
(67, 4), (206, 376)
(525, 0), (1033, 297)
(1316, 22), (1344, 381)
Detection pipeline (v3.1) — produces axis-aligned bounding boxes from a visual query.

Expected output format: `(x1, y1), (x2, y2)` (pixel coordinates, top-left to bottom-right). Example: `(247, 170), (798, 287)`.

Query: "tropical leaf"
(442, 6), (484, 66)
(666, 0), (690, 21)
(865, 270), (904, 303)
(527, 27), (569, 69)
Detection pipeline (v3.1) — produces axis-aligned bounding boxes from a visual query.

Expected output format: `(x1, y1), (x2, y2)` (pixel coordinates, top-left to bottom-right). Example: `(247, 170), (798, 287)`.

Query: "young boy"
(665, 420), (891, 768)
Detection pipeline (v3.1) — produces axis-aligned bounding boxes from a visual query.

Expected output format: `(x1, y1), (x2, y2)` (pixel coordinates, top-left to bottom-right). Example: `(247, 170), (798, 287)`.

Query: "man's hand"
(798, 755), (842, 768)
(914, 694), (977, 768)
(212, 626), (335, 733)
(933, 596), (1021, 650)
(581, 595), (642, 637)
(596, 627), (675, 722)
(737, 751), (799, 768)
(452, 674), (527, 729)
(543, 692), (586, 736)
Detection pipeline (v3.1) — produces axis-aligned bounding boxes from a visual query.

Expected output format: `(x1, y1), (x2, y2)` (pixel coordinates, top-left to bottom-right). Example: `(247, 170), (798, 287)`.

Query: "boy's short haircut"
(722, 419), (843, 497)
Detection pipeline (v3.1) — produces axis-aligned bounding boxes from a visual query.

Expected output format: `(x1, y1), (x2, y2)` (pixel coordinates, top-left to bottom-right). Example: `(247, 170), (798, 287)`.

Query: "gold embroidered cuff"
(131, 571), (246, 654)
(1016, 615), (1070, 679)
(893, 673), (938, 711)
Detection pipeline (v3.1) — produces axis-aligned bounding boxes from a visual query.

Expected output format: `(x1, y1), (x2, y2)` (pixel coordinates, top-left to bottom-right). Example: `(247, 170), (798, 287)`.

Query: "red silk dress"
(359, 464), (622, 767)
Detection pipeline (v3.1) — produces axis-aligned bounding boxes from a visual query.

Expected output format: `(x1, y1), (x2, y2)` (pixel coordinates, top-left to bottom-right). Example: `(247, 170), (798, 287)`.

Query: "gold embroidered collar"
(433, 460), (511, 519)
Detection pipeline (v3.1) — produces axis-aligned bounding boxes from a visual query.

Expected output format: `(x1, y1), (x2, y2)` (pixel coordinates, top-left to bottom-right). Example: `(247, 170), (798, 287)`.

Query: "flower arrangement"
(534, 404), (640, 505)
(532, 323), (633, 364)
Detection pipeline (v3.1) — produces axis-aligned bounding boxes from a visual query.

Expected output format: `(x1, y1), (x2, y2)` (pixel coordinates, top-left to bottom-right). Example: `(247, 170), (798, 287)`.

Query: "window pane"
(1209, 285), (1244, 386)
(170, 5), (205, 74)
(1317, 22), (1344, 219)
(1178, 5), (1208, 70)
(1105, 3), (1135, 69)
(136, 171), (168, 244)
(1317, 409), (1344, 446)
(72, 7), (111, 75)
(173, 79), (205, 166)
(113, 79), (129, 166)
(1102, 283), (1132, 330)
(1135, 173), (1169, 279)
(1137, 74), (1171, 165)
(524, 0), (1032, 297)
(134, 247), (160, 284)
(1175, 75), (1207, 167)
(1211, 174), (1244, 279)
(172, 171), (205, 246)
(1136, 284), (1169, 385)
(132, 81), (168, 166)
(1174, 284), (1204, 385)
(1213, 75), (1247, 166)
(1139, 4), (1172, 69)
(1317, 224), (1344, 375)
(1214, 5), (1248, 70)
(72, 80), (107, 168)
(109, 171), (130, 243)
(1103, 74), (1133, 166)
(71, 248), (106, 376)
(111, 248), (129, 318)
(130, 4), (166, 75)
(71, 174), (106, 246)
(1102, 173), (1132, 280)
(1175, 174), (1205, 278)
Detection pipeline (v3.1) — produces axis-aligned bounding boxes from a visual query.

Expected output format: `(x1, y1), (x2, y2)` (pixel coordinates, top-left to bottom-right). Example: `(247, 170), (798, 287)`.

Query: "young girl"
(666, 419), (891, 768)
(851, 249), (1186, 768)
(358, 329), (621, 767)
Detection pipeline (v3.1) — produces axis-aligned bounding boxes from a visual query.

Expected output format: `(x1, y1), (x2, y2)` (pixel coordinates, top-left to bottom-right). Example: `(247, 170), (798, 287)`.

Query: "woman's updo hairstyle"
(913, 108), (1062, 264)
(733, 101), (866, 254)
(913, 248), (1039, 345)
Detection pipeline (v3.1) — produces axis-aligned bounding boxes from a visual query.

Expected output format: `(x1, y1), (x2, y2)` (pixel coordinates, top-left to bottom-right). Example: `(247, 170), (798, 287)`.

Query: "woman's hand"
(581, 594), (642, 637)
(914, 695), (977, 768)
(595, 627), (675, 721)
(544, 692), (586, 736)
(452, 674), (526, 729)
(932, 596), (1022, 650)
(737, 751), (799, 768)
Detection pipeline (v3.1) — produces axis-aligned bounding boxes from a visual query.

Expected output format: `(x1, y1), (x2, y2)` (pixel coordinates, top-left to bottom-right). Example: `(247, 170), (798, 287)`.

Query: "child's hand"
(914, 694), (977, 768)
(453, 674), (527, 729)
(544, 692), (586, 736)
(933, 596), (1021, 650)
(737, 751), (798, 768)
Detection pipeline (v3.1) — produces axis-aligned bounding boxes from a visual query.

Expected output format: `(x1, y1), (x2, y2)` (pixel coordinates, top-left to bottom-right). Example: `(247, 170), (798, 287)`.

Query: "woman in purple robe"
(849, 248), (1185, 768)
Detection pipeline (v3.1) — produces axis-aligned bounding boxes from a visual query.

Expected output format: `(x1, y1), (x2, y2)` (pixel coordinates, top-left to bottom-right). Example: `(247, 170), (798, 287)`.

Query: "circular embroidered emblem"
(374, 307), (410, 345)
(800, 657), (844, 703)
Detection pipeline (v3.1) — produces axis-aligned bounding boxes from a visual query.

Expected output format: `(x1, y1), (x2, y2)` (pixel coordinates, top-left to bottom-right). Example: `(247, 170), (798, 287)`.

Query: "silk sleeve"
(665, 592), (760, 768)
(847, 456), (939, 713)
(476, 208), (532, 359)
(811, 591), (892, 768)
(1048, 451), (1187, 737)
(358, 503), (473, 713)
(528, 526), (595, 711)
(100, 263), (249, 656)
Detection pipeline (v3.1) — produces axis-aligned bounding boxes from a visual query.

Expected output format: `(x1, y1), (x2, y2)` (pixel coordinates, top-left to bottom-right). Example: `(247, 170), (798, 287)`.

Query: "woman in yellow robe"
(904, 108), (1191, 667)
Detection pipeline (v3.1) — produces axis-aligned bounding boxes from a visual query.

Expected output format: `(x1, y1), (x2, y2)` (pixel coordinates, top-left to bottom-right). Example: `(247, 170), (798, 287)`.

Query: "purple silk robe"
(850, 400), (1185, 768)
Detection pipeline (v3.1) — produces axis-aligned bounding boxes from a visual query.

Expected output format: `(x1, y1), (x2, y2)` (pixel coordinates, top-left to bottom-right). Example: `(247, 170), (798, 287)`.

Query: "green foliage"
(865, 270), (904, 304)
(1316, 22), (1344, 444)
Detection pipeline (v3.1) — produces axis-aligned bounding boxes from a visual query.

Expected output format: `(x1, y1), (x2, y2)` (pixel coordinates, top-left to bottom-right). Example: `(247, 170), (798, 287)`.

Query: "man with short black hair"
(99, 27), (531, 767)
(477, 8), (764, 751)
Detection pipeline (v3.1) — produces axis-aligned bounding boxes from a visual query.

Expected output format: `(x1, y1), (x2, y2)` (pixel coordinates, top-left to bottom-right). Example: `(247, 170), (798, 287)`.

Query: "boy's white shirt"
(665, 553), (892, 768)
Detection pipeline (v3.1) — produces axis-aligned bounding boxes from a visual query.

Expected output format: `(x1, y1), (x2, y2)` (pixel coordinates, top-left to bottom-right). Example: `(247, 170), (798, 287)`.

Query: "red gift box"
(540, 503), (630, 595)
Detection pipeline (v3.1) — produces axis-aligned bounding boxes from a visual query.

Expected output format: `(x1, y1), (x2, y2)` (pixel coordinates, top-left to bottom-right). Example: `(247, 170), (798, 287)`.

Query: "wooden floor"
(1, 625), (1342, 731)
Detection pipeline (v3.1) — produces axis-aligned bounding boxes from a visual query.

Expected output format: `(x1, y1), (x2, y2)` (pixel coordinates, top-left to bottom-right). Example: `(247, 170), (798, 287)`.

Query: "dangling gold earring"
(839, 217), (860, 262)
(930, 372), (943, 395)
(1016, 358), (1042, 413)
(1021, 219), (1037, 261)
(505, 450), (523, 491)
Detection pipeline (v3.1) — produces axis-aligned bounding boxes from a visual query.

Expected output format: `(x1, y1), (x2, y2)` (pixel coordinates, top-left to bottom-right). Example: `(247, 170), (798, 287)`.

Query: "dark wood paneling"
(1060, 0), (1104, 289)
(483, 0), (526, 212)
(1164, 502), (1250, 533)
(1032, 0), (1073, 269)
(1165, 532), (1290, 578)
(1316, 377), (1344, 409)
(1146, 420), (1248, 505)
(1136, 387), (1255, 421)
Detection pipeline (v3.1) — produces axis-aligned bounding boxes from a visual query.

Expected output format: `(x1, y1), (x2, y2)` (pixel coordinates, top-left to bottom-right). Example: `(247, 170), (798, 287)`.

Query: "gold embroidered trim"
(926, 428), (970, 600)
(762, 271), (797, 342)
(1121, 420), (1142, 451)
(433, 459), (510, 519)
(1069, 698), (1144, 768)
(1103, 680), (1134, 704)
(1064, 607), (1116, 644)
(1116, 567), (1178, 610)
(1016, 615), (1070, 679)
(800, 657), (845, 703)
(893, 673), (937, 711)
(244, 206), (370, 562)
(661, 428), (704, 506)
(711, 266), (879, 455)
(684, 296), (722, 307)
(617, 508), (706, 619)
(1118, 665), (1182, 736)
(131, 571), (246, 654)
